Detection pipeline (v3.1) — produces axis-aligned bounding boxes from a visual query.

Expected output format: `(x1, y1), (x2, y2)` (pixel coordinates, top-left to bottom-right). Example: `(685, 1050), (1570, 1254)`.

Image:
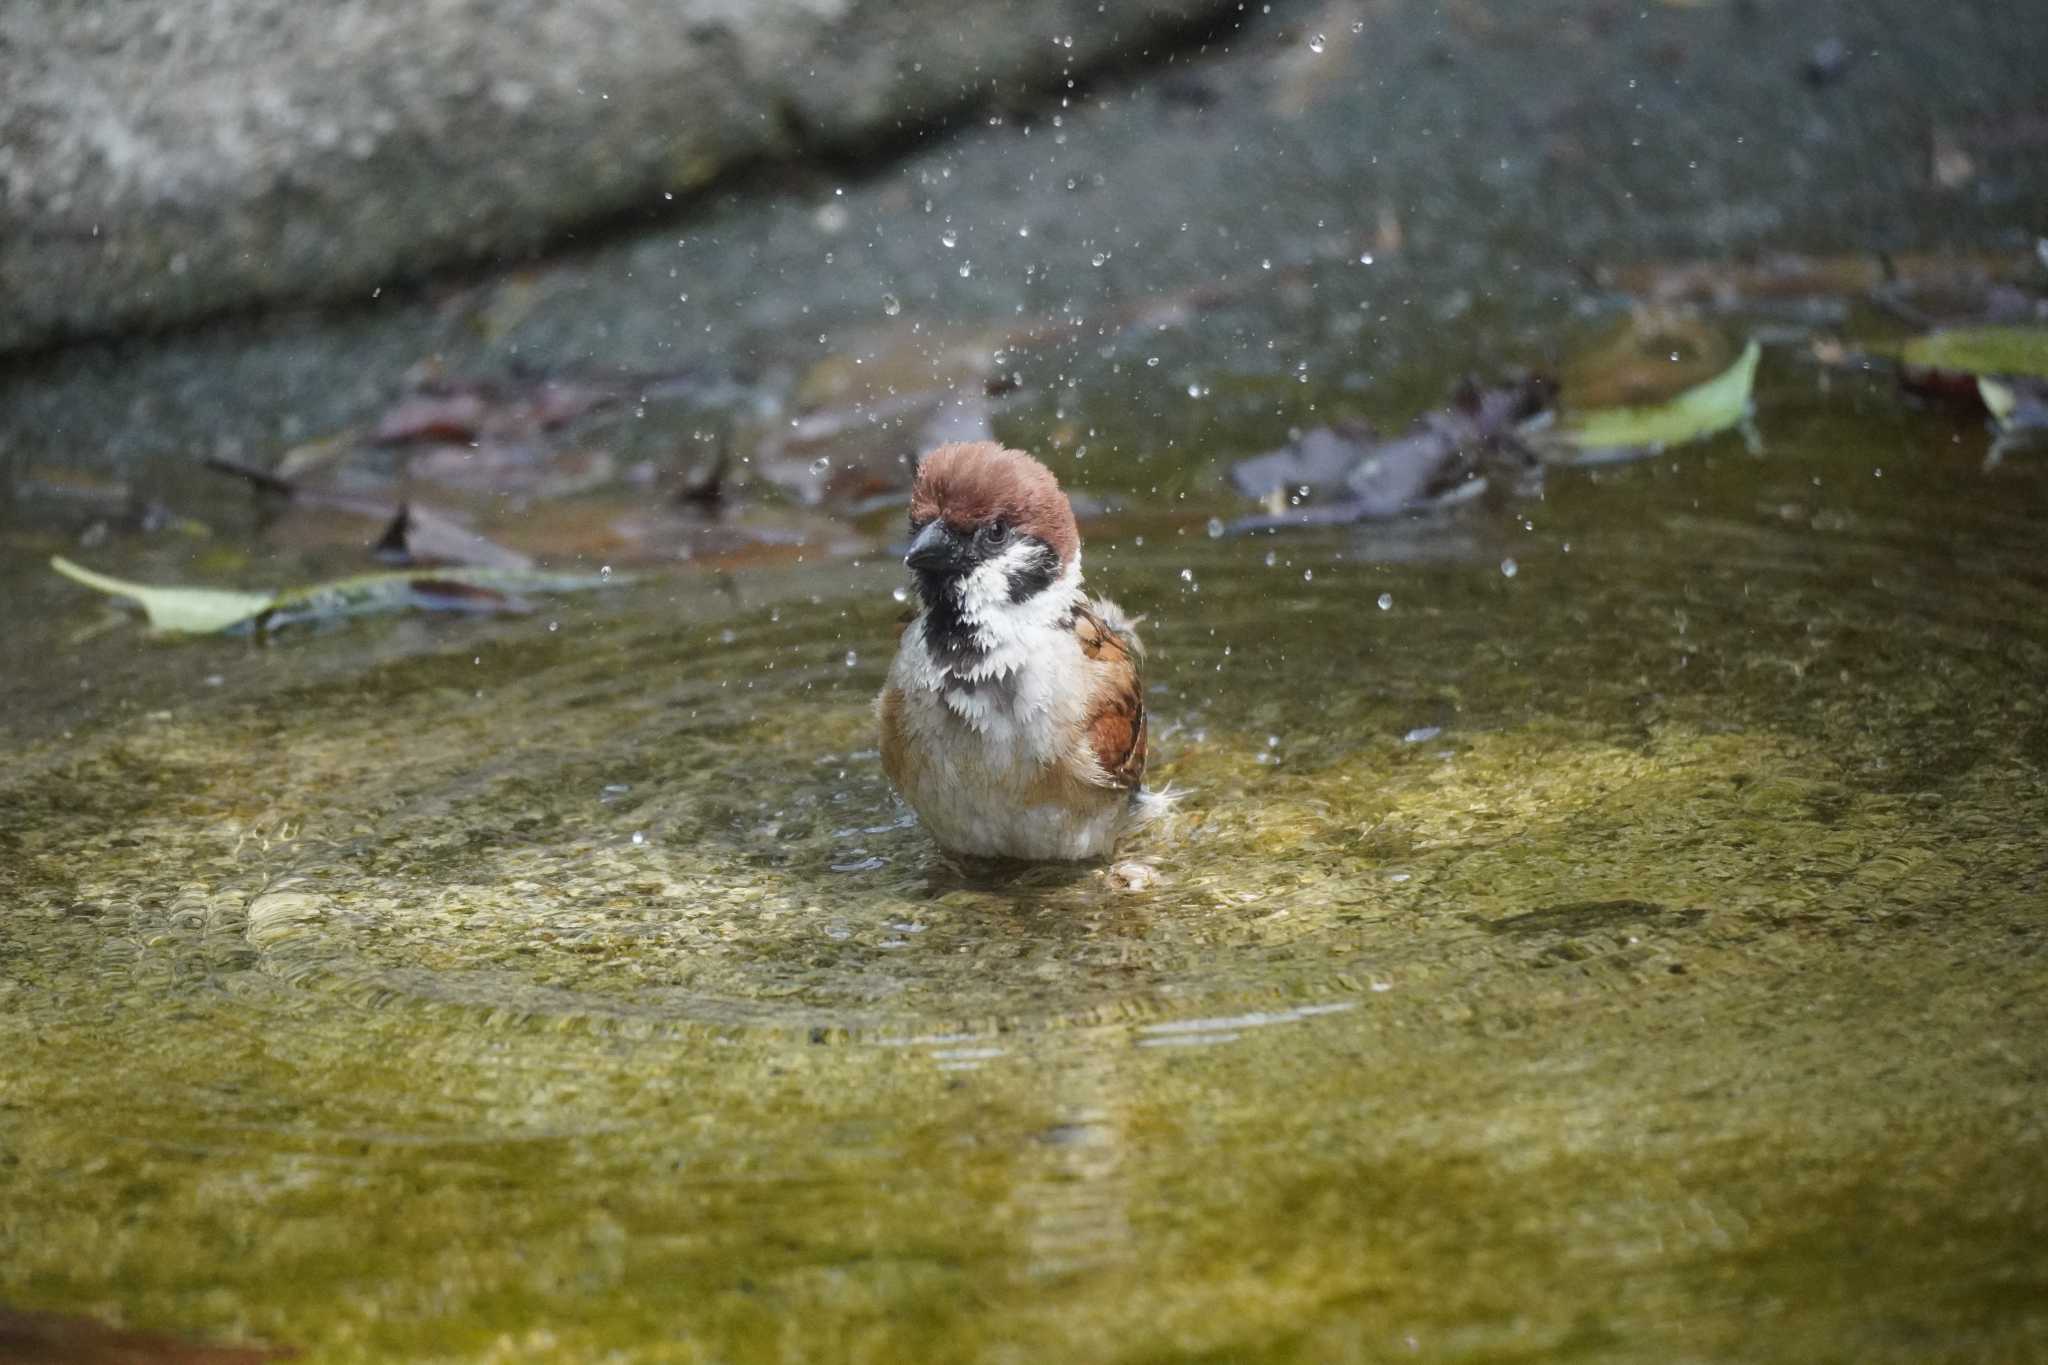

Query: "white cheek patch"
(956, 541), (1043, 620)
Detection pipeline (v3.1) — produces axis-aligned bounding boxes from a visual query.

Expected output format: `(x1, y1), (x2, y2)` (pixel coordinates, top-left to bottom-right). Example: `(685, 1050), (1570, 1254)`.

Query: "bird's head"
(903, 441), (1079, 616)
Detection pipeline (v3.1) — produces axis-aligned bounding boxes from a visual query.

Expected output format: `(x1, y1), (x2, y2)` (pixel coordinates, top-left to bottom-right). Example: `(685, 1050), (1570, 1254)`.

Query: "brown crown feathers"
(908, 442), (1079, 567)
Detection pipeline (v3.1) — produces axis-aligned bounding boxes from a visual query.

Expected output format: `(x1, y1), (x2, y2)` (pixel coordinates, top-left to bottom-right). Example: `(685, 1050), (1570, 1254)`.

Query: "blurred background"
(4, 0), (2045, 555)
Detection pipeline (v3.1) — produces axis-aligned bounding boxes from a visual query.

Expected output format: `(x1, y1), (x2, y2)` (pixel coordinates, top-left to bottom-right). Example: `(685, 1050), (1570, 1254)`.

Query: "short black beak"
(905, 520), (969, 577)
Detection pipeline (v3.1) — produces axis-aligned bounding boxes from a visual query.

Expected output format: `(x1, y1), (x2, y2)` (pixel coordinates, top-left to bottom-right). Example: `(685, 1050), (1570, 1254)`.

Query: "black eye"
(979, 520), (1012, 548)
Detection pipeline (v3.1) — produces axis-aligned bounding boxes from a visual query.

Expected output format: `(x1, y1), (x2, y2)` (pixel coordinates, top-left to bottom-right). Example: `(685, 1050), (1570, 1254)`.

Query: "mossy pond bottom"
(3, 384), (2045, 1362)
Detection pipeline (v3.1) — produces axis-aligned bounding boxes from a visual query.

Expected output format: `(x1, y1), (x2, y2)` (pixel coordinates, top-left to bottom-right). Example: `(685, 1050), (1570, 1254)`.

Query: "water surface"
(3, 360), (2045, 1361)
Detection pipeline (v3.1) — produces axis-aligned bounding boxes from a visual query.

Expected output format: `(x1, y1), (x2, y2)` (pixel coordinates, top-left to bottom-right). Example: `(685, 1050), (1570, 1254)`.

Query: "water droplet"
(1146, 356), (1160, 367)
(810, 456), (832, 475)
(548, 619), (560, 632)
(1206, 517), (1225, 538)
(1266, 735), (1280, 749)
(891, 586), (909, 604)
(1187, 382), (1207, 399)
(881, 293), (902, 316)
(1402, 726), (1443, 744)
(940, 229), (958, 248)
(1500, 557), (1519, 578)
(1308, 33), (1326, 53)
(599, 564), (612, 581)
(630, 831), (646, 845)
(957, 262), (972, 278)
(1179, 568), (1194, 582)
(1377, 592), (1393, 611)
(844, 650), (859, 667)
(1264, 550), (1278, 567)
(1091, 252), (1108, 268)
(1351, 19), (1365, 33)
(1359, 252), (1375, 266)
(1303, 568), (1314, 582)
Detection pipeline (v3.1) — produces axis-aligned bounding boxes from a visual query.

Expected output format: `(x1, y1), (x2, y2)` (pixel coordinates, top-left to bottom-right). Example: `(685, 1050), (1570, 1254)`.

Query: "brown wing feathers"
(1073, 606), (1147, 791)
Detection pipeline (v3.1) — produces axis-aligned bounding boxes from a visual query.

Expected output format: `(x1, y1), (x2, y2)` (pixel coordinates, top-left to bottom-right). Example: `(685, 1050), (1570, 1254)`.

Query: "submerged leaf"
(1979, 376), (2048, 467)
(1553, 340), (1760, 458)
(0, 1305), (292, 1364)
(50, 557), (276, 633)
(51, 558), (623, 636)
(1901, 326), (2048, 381)
(259, 568), (618, 630)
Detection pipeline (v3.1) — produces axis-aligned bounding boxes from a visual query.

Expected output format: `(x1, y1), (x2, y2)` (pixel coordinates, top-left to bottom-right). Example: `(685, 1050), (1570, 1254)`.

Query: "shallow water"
(3, 357), (2046, 1360)
(6, 1), (2048, 1351)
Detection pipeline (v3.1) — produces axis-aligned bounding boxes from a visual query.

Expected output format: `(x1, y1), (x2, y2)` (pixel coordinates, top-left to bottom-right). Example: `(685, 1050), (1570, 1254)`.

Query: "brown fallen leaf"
(370, 388), (492, 445)
(271, 430), (362, 484)
(405, 443), (615, 497)
(373, 502), (534, 570)
(195, 458), (534, 569)
(200, 454), (297, 499)
(370, 371), (711, 448)
(1598, 249), (2039, 308)
(1228, 373), (1554, 528)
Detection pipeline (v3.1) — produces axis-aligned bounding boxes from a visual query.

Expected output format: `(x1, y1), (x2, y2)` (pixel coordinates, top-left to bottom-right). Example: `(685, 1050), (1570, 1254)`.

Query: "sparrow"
(877, 440), (1167, 861)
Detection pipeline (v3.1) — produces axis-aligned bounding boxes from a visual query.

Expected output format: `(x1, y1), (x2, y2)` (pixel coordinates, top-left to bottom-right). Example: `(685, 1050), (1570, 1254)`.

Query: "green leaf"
(50, 556), (276, 633)
(51, 558), (626, 636)
(1554, 339), (1761, 457)
(1979, 377), (2017, 427)
(1901, 326), (2048, 380)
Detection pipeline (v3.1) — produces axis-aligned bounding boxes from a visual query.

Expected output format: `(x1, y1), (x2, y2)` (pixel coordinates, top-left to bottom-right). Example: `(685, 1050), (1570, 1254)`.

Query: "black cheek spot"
(1005, 541), (1059, 603)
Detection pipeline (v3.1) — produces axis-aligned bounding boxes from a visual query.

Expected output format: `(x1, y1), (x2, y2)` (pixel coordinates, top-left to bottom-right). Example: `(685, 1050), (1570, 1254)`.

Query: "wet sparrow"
(877, 441), (1167, 860)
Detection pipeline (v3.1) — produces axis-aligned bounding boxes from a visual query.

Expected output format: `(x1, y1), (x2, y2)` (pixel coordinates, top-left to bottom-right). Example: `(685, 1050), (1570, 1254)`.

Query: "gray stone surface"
(4, 0), (2045, 498)
(0, 0), (1229, 353)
